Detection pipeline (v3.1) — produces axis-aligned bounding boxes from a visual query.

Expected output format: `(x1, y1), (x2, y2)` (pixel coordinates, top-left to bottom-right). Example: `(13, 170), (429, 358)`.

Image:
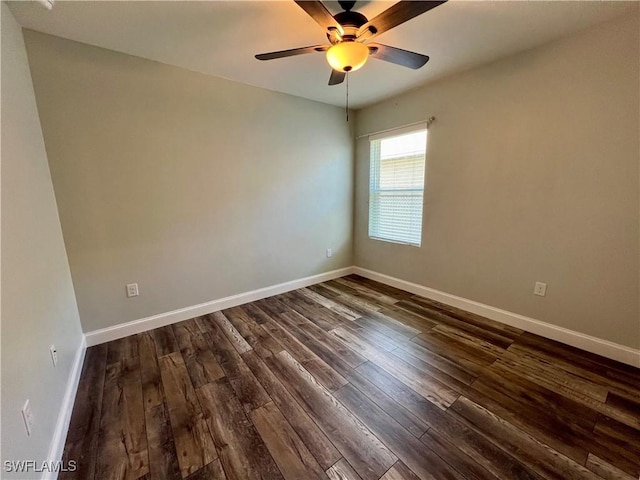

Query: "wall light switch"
(326, 248), (332, 258)
(126, 283), (139, 298)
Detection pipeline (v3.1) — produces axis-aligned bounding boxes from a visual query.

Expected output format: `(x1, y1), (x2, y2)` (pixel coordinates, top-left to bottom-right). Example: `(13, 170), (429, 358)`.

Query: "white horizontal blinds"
(369, 126), (427, 246)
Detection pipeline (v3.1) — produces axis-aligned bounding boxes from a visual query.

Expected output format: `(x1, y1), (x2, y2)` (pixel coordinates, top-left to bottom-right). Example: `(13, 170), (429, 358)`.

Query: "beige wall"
(23, 30), (354, 333)
(354, 12), (640, 349)
(1, 4), (84, 475)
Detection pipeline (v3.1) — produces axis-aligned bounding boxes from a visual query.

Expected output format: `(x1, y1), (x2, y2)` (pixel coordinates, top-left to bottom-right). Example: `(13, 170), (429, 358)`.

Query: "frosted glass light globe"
(326, 41), (369, 72)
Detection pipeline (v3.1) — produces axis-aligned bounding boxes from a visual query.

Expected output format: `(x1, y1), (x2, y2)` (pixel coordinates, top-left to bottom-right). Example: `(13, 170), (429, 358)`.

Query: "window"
(368, 125), (427, 246)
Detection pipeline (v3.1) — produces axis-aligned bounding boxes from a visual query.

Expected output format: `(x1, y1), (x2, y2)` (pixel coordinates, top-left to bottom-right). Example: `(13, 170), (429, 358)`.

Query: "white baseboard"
(85, 267), (355, 346)
(84, 264), (639, 367)
(353, 267), (640, 368)
(43, 336), (87, 480)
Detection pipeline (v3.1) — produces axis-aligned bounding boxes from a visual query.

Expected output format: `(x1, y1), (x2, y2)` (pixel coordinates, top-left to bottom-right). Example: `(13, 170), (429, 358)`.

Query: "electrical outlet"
(126, 283), (139, 298)
(534, 282), (547, 297)
(50, 344), (58, 367)
(22, 400), (34, 436)
(326, 248), (332, 258)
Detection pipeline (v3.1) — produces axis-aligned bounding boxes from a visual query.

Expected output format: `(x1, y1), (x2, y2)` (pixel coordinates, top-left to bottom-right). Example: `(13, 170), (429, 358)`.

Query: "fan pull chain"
(346, 71), (349, 122)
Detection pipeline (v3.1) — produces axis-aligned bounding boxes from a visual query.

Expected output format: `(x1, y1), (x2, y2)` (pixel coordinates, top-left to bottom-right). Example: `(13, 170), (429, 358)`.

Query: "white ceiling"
(8, 0), (634, 109)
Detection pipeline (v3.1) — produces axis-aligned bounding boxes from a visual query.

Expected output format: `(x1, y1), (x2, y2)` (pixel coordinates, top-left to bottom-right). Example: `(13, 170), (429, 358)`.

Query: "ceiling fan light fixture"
(326, 41), (369, 72)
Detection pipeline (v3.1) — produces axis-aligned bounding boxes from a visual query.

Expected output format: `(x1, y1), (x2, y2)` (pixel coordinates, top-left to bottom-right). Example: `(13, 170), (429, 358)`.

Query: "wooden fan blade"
(256, 45), (328, 61)
(295, 1), (343, 34)
(368, 43), (429, 69)
(357, 1), (446, 39)
(329, 69), (346, 85)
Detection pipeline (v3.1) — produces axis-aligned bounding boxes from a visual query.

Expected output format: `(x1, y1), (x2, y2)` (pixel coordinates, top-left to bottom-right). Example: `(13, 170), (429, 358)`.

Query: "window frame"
(367, 123), (428, 247)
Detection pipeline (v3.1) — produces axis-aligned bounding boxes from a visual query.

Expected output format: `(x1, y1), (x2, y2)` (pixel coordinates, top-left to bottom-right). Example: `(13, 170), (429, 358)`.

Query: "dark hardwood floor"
(61, 275), (640, 480)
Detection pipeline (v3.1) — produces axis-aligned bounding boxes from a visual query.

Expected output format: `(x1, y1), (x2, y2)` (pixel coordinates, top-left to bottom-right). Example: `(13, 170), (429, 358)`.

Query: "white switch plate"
(326, 248), (332, 258)
(126, 283), (139, 297)
(50, 344), (58, 367)
(534, 282), (547, 297)
(22, 400), (34, 436)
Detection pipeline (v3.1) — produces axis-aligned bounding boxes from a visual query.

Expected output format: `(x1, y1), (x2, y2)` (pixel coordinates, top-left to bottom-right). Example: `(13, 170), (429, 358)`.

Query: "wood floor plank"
(326, 459), (363, 480)
(273, 309), (431, 438)
(347, 372), (430, 438)
(332, 327), (460, 409)
(239, 301), (274, 324)
(354, 312), (419, 343)
(282, 322), (429, 438)
(329, 327), (390, 363)
(507, 342), (640, 401)
(151, 325), (180, 357)
(389, 346), (471, 394)
(591, 414), (640, 477)
(396, 299), (518, 349)
(422, 410), (544, 480)
(394, 339), (478, 386)
(258, 308), (348, 392)
(467, 367), (595, 465)
(355, 361), (449, 429)
(585, 453), (636, 480)
(307, 283), (352, 303)
(323, 280), (383, 314)
(325, 279), (392, 310)
(60, 344), (108, 480)
(171, 318), (202, 352)
(345, 274), (414, 301)
(276, 310), (366, 369)
(211, 311), (253, 354)
(334, 383), (471, 480)
(278, 290), (345, 331)
(410, 332), (493, 375)
(106, 335), (139, 365)
(380, 461), (421, 480)
(432, 323), (507, 358)
(137, 331), (164, 410)
(406, 295), (524, 337)
(198, 313), (271, 412)
(144, 401), (181, 480)
(419, 429), (502, 480)
(499, 350), (609, 402)
(173, 319), (225, 389)
(332, 277), (400, 306)
(96, 357), (149, 480)
(378, 305), (439, 333)
(490, 358), (640, 430)
(269, 350), (397, 480)
(183, 332), (225, 389)
(298, 286), (362, 321)
(515, 332), (640, 381)
(450, 396), (601, 480)
(606, 391), (640, 419)
(222, 305), (284, 358)
(366, 309), (421, 338)
(197, 378), (283, 480)
(250, 401), (327, 480)
(242, 350), (341, 469)
(332, 320), (403, 353)
(184, 459), (227, 480)
(158, 352), (217, 478)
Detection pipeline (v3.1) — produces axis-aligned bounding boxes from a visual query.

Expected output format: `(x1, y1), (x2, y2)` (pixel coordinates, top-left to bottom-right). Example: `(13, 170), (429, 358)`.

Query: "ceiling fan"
(255, 0), (447, 86)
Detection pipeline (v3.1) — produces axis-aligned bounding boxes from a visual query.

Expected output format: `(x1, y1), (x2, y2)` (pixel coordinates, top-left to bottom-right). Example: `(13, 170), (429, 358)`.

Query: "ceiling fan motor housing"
(334, 10), (367, 34)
